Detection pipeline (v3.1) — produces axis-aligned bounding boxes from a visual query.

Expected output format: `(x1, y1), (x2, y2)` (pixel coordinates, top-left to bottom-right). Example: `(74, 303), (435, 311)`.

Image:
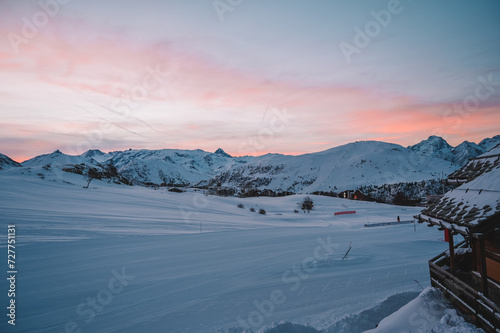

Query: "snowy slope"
(111, 148), (252, 185)
(479, 144), (500, 157)
(211, 141), (458, 193)
(0, 153), (21, 169)
(479, 135), (500, 151)
(365, 287), (483, 333)
(0, 173), (479, 333)
(452, 141), (484, 166)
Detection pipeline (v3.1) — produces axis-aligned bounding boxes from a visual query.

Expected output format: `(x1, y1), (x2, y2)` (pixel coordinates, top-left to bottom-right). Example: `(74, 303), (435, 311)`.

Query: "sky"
(0, 0), (499, 162)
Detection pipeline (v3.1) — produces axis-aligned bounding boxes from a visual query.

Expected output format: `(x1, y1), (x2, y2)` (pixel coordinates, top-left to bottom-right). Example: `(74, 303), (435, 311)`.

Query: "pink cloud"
(0, 14), (383, 115)
(0, 10), (499, 159)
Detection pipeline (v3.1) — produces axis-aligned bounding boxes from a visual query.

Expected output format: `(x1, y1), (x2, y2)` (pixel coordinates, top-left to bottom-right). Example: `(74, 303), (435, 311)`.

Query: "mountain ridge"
(10, 134), (500, 164)
(408, 135), (500, 165)
(2, 135), (498, 193)
(207, 140), (458, 193)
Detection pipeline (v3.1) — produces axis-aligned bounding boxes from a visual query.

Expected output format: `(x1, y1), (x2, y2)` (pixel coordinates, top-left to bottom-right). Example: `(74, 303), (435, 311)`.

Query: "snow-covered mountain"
(408, 135), (453, 161)
(20, 148), (253, 186)
(214, 148), (232, 158)
(110, 148), (252, 185)
(408, 135), (500, 166)
(0, 153), (22, 170)
(451, 141), (484, 166)
(11, 135), (498, 192)
(479, 135), (500, 151)
(22, 149), (104, 168)
(80, 149), (118, 163)
(208, 141), (458, 193)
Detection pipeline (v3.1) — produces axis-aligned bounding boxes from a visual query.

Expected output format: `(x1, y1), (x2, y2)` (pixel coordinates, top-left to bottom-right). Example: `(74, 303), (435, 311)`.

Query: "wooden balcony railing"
(429, 241), (500, 332)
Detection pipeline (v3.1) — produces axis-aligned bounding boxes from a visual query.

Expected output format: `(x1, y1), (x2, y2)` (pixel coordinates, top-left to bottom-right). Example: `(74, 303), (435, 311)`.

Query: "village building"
(339, 189), (375, 201)
(415, 146), (500, 332)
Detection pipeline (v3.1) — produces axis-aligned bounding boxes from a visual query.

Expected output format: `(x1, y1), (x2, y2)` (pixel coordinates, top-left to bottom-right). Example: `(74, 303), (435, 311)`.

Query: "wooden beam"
(479, 236), (489, 298)
(471, 238), (477, 272)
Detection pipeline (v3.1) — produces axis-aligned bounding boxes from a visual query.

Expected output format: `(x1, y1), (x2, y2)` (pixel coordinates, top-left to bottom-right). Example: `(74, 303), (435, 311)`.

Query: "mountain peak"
(426, 135), (450, 145)
(408, 136), (453, 161)
(452, 141), (483, 165)
(0, 153), (22, 170)
(456, 140), (475, 147)
(82, 149), (105, 157)
(214, 148), (232, 158)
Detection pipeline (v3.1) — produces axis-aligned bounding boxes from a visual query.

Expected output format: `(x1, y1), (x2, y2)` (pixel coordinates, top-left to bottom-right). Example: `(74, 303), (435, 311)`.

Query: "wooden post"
(471, 238), (476, 271)
(449, 230), (455, 275)
(479, 235), (489, 298)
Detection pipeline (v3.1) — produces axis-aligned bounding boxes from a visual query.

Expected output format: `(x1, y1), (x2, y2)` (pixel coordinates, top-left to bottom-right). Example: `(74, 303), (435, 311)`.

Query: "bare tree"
(84, 167), (100, 188)
(104, 162), (118, 183)
(301, 196), (314, 213)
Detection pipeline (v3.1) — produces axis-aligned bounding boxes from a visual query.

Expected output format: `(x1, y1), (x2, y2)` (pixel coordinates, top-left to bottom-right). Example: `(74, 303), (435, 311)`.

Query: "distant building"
(415, 147), (500, 332)
(339, 190), (374, 202)
(339, 190), (355, 199)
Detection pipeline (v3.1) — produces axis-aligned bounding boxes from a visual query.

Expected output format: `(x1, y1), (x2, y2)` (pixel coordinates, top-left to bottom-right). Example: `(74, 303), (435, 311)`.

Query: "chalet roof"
(447, 145), (500, 185)
(417, 151), (500, 234)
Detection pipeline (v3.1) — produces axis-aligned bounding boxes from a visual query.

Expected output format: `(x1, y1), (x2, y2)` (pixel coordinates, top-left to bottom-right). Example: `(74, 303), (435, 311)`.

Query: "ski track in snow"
(0, 174), (480, 333)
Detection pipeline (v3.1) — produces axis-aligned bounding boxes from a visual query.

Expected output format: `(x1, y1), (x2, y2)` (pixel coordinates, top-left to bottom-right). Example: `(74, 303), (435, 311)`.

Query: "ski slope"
(0, 173), (482, 332)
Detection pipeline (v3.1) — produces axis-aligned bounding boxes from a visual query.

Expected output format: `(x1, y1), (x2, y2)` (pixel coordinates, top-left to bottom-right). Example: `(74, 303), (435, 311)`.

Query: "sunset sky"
(1, 0), (499, 162)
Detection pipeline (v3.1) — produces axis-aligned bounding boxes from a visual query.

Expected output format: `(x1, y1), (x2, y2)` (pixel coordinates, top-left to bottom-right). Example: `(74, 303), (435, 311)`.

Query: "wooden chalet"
(415, 146), (500, 332)
(339, 189), (375, 201)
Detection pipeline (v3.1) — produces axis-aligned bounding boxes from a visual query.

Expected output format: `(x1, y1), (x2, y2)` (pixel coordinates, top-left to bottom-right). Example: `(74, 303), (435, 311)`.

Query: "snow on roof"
(447, 149), (500, 184)
(419, 165), (500, 231)
(482, 144), (500, 156)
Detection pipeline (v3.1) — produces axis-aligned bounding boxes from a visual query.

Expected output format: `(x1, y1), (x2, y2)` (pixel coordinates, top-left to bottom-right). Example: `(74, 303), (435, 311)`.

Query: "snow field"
(0, 175), (478, 332)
